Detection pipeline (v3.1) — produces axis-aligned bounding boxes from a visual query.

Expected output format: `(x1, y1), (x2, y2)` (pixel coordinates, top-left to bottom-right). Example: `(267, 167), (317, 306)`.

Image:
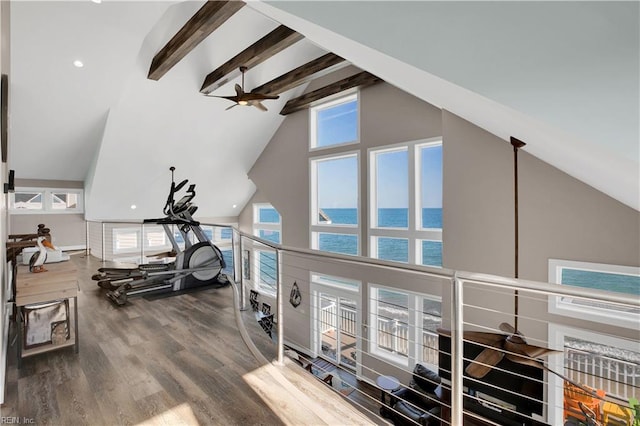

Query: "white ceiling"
(8, 1), (639, 219)
(9, 1), (325, 220)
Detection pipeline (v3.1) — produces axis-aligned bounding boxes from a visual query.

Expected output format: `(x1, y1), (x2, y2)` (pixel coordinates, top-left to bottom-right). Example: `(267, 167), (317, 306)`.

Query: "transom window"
(310, 93), (358, 150)
(369, 139), (442, 266)
(10, 187), (84, 214)
(548, 259), (640, 329)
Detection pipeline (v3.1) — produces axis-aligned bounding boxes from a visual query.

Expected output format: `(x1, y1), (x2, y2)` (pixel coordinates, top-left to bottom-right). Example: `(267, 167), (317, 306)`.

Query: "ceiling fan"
(205, 66), (279, 111)
(439, 323), (558, 379)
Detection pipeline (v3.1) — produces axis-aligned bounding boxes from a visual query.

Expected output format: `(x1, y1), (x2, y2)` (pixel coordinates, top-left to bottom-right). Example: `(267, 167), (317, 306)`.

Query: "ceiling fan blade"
(504, 353), (546, 369)
(205, 94), (240, 102)
(438, 327), (505, 347)
(499, 322), (517, 335)
(466, 347), (505, 379)
(252, 101), (268, 112)
(235, 84), (244, 96)
(504, 340), (560, 359)
(463, 331), (507, 346)
(225, 104), (238, 111)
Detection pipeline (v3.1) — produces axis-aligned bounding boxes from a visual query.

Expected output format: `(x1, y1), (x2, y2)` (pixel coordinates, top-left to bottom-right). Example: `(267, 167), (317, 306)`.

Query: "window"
(369, 140), (442, 265)
(112, 225), (174, 254)
(113, 228), (140, 253)
(369, 284), (441, 368)
(548, 259), (640, 329)
(13, 191), (43, 210)
(548, 325), (640, 426)
(310, 94), (358, 150)
(253, 204), (281, 295)
(10, 187), (84, 214)
(310, 153), (359, 255)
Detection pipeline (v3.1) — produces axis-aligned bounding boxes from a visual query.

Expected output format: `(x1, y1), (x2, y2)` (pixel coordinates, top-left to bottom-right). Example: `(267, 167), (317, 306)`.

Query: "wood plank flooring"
(0, 255), (377, 425)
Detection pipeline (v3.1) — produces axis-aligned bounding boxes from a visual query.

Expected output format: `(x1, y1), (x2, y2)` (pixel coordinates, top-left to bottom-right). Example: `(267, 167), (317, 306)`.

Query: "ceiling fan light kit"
(204, 66), (279, 111)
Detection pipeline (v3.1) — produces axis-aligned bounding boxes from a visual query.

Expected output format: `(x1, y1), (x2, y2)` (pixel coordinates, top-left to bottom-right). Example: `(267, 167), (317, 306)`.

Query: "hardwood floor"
(0, 255), (376, 425)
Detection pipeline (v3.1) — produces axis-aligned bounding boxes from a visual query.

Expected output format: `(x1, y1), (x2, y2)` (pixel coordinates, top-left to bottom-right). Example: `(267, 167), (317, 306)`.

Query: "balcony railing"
(88, 221), (640, 426)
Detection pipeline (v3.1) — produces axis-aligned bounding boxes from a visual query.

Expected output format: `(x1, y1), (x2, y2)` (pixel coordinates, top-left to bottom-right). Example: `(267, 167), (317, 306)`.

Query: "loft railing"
(88, 221), (640, 426)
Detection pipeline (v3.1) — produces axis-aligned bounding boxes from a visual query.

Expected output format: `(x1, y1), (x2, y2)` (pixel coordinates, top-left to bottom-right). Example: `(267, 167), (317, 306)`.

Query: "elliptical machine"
(93, 167), (229, 306)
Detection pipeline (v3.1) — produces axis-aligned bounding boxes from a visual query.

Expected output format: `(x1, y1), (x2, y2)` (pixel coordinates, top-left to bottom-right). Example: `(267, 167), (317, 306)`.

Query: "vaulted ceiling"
(8, 1), (639, 220)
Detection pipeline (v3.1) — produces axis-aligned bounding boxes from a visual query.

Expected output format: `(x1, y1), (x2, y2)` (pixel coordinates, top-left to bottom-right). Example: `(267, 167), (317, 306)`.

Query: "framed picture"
(242, 249), (250, 280)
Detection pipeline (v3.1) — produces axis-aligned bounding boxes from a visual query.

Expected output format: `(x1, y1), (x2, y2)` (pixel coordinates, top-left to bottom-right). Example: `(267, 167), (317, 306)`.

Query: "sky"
(316, 137), (443, 209)
(315, 98), (443, 209)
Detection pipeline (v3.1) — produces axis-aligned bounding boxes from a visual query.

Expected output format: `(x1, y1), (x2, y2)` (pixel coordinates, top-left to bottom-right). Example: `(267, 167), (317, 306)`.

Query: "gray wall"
(240, 70), (640, 386)
(10, 213), (85, 248)
(442, 110), (640, 279)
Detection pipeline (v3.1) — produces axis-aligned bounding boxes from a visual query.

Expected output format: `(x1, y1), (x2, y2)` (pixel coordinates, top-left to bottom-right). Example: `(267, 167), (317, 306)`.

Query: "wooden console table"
(15, 261), (79, 367)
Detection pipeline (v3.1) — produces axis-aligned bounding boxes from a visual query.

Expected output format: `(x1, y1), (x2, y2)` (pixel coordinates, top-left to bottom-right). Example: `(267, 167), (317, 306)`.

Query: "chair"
(249, 289), (259, 311)
(384, 364), (442, 426)
(602, 400), (634, 426)
(564, 381), (605, 424)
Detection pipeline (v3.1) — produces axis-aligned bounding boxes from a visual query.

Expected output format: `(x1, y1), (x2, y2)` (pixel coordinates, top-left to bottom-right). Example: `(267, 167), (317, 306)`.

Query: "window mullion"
(408, 144), (417, 263)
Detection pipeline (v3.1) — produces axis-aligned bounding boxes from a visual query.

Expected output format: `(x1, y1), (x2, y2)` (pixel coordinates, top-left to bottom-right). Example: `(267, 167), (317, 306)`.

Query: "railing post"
(451, 273), (463, 426)
(275, 248), (284, 365)
(140, 223), (144, 264)
(101, 222), (105, 262)
(238, 234), (247, 311)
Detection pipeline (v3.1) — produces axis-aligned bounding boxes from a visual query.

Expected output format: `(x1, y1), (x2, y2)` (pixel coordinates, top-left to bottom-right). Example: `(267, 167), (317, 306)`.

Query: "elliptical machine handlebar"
(145, 167), (200, 226)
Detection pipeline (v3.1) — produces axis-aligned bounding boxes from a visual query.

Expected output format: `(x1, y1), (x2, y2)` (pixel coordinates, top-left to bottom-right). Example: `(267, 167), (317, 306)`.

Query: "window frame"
(368, 283), (442, 370)
(368, 138), (442, 265)
(252, 203), (282, 296)
(547, 324), (640, 426)
(10, 187), (84, 214)
(309, 92), (359, 152)
(548, 259), (639, 329)
(310, 151), (361, 256)
(310, 273), (362, 373)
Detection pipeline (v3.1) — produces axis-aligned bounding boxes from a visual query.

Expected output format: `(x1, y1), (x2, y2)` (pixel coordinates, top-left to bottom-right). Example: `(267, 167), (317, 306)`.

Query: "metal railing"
(88, 221), (640, 426)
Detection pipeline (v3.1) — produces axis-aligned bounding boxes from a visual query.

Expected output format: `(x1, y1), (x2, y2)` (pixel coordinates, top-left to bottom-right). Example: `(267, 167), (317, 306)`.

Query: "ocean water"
(318, 207), (443, 266)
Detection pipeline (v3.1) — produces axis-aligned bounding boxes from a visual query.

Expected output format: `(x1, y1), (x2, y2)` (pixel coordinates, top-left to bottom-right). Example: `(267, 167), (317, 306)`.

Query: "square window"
(375, 237), (409, 263)
(317, 233), (358, 255)
(420, 240), (443, 267)
(311, 95), (358, 149)
(314, 155), (358, 226)
(13, 192), (43, 210)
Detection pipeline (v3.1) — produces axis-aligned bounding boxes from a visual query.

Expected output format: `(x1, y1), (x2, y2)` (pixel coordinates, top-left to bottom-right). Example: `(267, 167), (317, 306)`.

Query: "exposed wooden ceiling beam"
(251, 53), (347, 96)
(148, 1), (245, 81)
(200, 25), (303, 94)
(280, 71), (382, 116)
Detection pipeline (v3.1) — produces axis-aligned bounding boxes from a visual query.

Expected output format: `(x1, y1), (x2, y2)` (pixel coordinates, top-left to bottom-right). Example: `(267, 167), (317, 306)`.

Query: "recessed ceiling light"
(73, 60), (84, 68)
(131, 204), (137, 210)
(91, 0), (102, 4)
(232, 204), (237, 209)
